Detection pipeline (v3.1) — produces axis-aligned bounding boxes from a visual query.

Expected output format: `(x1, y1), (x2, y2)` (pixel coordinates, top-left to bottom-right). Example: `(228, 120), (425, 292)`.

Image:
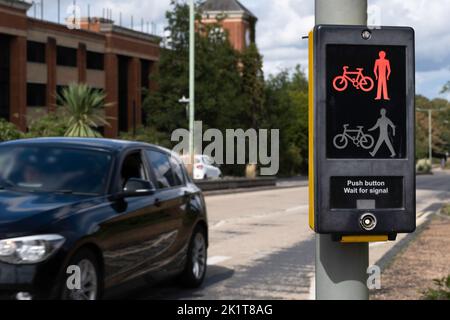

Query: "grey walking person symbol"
(368, 108), (396, 158)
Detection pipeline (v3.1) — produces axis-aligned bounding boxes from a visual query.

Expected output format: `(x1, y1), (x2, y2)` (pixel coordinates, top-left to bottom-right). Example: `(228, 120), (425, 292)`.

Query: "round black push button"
(360, 213), (377, 231)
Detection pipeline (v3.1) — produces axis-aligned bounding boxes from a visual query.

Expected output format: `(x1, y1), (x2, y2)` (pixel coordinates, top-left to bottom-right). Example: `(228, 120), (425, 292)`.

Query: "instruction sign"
(309, 26), (416, 238)
(330, 177), (403, 209)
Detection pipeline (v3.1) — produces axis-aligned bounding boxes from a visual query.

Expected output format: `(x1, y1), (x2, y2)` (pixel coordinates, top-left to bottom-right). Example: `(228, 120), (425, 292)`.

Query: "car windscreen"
(0, 145), (112, 195)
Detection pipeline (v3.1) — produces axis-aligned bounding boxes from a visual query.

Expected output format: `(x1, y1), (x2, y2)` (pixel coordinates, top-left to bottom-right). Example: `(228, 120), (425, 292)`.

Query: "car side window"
(145, 150), (177, 189)
(170, 157), (185, 186)
(120, 152), (147, 188)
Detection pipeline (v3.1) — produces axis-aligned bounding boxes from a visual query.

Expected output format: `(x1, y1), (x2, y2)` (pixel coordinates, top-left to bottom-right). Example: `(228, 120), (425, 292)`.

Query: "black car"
(0, 138), (208, 300)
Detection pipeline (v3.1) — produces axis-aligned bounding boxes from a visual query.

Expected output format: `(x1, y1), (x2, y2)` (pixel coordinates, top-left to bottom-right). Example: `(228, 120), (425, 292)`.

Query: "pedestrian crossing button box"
(308, 25), (416, 239)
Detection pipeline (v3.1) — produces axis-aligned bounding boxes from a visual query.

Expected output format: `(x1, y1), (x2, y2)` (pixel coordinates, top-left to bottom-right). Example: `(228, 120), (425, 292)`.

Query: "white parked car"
(182, 155), (222, 180)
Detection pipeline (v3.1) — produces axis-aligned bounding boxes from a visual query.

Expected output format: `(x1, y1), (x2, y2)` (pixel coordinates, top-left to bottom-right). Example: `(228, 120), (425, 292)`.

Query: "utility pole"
(428, 109), (432, 166)
(314, 0), (369, 300)
(188, 0), (196, 175)
(417, 107), (446, 168)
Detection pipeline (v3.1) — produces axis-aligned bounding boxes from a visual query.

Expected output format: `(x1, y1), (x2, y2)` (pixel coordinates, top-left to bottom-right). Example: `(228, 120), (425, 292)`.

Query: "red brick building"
(200, 0), (257, 52)
(0, 0), (160, 138)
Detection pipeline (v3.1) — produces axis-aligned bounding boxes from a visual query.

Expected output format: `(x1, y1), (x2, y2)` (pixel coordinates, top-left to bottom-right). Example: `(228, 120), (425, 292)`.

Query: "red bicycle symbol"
(333, 66), (375, 92)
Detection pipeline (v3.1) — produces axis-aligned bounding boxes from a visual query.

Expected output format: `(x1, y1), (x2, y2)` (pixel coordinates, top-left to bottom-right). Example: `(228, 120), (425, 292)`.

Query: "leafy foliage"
(441, 81), (450, 94)
(26, 111), (69, 138)
(119, 127), (171, 148)
(422, 276), (450, 300)
(57, 83), (110, 138)
(442, 204), (450, 216)
(241, 43), (265, 129)
(416, 95), (450, 159)
(0, 119), (23, 141)
(416, 159), (432, 174)
(264, 66), (309, 175)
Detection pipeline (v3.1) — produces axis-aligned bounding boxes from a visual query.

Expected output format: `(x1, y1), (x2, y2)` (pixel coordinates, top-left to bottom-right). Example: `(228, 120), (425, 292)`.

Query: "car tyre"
(179, 227), (208, 288)
(59, 249), (103, 300)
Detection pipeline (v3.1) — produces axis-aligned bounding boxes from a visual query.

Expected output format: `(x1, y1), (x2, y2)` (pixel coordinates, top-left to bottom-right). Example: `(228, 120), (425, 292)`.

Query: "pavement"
(372, 213), (450, 300)
(126, 169), (450, 300)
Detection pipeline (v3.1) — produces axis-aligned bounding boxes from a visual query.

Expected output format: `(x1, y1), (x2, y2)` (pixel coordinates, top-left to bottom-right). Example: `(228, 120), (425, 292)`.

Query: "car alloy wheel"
(180, 227), (207, 288)
(191, 232), (207, 280)
(74, 259), (98, 300)
(61, 251), (100, 300)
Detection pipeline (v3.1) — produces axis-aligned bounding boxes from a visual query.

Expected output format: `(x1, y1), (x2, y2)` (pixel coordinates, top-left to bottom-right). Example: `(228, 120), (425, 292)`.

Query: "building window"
(56, 85), (69, 97)
(27, 83), (47, 107)
(57, 46), (77, 67)
(87, 51), (104, 70)
(27, 41), (46, 63)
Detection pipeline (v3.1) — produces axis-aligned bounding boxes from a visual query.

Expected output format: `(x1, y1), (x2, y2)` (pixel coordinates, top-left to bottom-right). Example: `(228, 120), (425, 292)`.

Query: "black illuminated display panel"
(326, 45), (407, 159)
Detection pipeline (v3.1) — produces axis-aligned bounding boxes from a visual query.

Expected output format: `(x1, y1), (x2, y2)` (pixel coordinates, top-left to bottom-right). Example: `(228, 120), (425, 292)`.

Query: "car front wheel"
(60, 249), (102, 300)
(180, 227), (207, 288)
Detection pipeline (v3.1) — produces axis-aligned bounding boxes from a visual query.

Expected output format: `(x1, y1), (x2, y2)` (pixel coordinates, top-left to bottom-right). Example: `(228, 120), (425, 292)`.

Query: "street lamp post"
(188, 0), (196, 176)
(179, 96), (190, 118)
(417, 107), (446, 168)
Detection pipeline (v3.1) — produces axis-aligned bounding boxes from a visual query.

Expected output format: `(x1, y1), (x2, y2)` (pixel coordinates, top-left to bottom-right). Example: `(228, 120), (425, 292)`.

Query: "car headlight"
(0, 235), (65, 264)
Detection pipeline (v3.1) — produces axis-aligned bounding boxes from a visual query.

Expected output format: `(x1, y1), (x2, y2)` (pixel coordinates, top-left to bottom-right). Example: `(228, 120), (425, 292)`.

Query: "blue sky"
(26, 0), (450, 100)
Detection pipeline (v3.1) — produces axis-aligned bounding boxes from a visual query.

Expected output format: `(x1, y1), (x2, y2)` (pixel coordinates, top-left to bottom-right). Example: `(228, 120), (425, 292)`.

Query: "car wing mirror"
(111, 179), (156, 201)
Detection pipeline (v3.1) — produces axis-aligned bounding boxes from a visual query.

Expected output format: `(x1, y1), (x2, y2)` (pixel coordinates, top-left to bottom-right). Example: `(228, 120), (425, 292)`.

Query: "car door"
(142, 149), (192, 273)
(100, 149), (173, 286)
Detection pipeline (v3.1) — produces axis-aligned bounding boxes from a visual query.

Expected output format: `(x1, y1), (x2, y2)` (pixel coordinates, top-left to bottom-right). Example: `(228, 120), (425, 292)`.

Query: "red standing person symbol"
(374, 51), (391, 101)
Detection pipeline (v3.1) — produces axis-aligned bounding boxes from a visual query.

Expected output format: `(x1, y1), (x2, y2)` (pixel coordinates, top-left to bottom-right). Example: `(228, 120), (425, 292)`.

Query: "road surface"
(126, 169), (450, 300)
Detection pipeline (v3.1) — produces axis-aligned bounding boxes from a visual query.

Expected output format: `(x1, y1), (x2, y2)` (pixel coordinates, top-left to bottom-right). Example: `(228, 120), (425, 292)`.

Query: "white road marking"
(286, 205), (309, 212)
(211, 220), (227, 229)
(207, 256), (231, 266)
(417, 211), (434, 225)
(210, 204), (309, 230)
(308, 275), (316, 300)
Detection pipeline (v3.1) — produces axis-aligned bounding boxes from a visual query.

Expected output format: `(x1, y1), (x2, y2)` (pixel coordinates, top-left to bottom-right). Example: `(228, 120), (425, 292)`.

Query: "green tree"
(264, 66), (309, 176)
(441, 81), (450, 94)
(241, 43), (265, 129)
(143, 0), (249, 178)
(57, 83), (110, 138)
(416, 95), (450, 159)
(144, 0), (244, 135)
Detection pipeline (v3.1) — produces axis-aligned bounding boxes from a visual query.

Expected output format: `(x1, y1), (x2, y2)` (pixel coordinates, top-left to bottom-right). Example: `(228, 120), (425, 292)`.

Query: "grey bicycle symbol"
(333, 125), (375, 150)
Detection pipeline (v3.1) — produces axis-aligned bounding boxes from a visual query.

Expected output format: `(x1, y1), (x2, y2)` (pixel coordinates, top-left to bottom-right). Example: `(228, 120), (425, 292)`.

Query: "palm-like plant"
(57, 83), (110, 138)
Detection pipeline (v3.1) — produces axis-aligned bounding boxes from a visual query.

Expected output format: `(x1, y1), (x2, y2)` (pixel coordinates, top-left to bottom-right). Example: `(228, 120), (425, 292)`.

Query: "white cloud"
(417, 68), (450, 100)
(246, 0), (450, 98)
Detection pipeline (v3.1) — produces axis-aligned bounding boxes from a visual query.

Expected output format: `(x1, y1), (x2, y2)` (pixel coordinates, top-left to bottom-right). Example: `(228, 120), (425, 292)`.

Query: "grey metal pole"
(428, 110), (432, 166)
(315, 0), (369, 300)
(88, 5), (91, 30)
(188, 0), (195, 174)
